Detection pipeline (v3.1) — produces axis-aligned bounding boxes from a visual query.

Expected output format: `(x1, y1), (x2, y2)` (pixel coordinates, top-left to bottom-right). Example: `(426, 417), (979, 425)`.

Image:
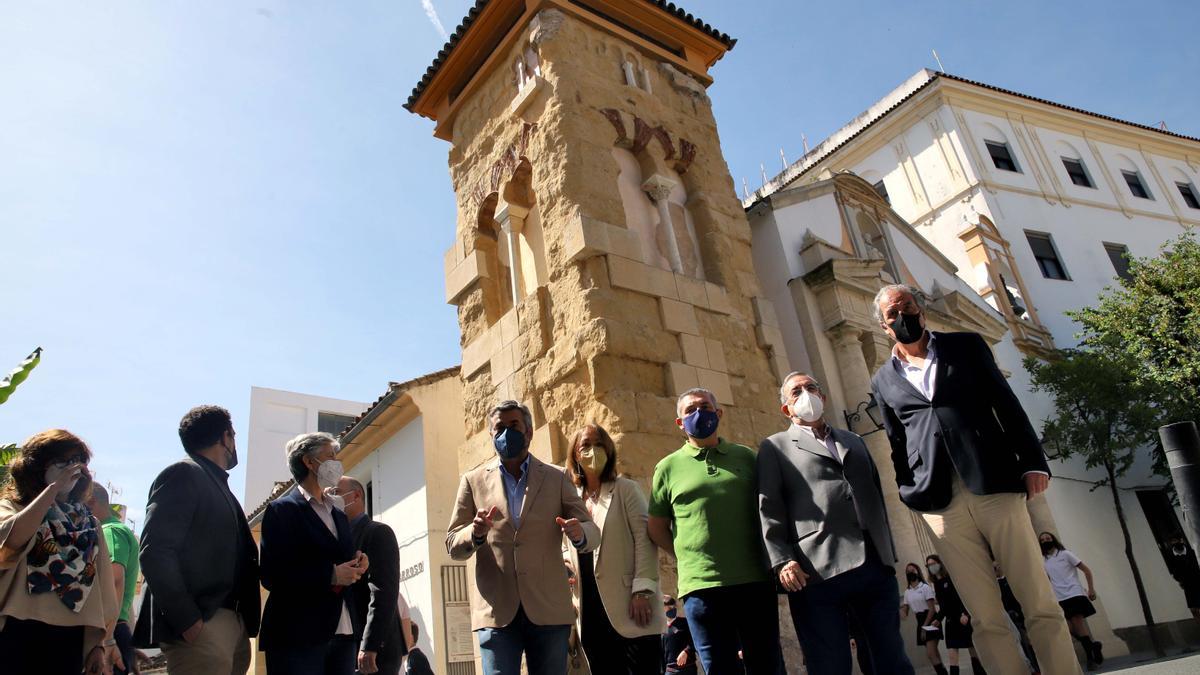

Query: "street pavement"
(1098, 651), (1200, 673)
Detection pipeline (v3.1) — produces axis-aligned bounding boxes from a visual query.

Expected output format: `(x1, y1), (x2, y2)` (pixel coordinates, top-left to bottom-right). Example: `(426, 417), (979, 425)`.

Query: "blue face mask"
(494, 426), (527, 460)
(682, 408), (719, 439)
(666, 609), (677, 620)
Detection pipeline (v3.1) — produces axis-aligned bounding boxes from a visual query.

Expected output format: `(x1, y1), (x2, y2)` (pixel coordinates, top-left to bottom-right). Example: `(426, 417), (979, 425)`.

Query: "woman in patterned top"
(0, 429), (120, 675)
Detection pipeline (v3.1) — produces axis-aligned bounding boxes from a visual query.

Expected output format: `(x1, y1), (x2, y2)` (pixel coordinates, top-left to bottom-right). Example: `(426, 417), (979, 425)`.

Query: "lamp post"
(844, 393), (885, 435)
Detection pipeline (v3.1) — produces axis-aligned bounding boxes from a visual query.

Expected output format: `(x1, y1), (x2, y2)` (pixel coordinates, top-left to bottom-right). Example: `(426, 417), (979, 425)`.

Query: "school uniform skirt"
(914, 611), (942, 645)
(1058, 595), (1097, 619)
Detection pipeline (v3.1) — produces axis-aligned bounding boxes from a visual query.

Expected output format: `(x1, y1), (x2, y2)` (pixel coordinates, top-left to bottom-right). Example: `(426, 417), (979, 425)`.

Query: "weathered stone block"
(462, 325), (500, 376)
(704, 282), (733, 314)
(635, 393), (677, 433)
(490, 343), (518, 382)
(599, 318), (681, 364)
(752, 408), (785, 442)
(752, 297), (780, 327)
(695, 368), (733, 405)
(563, 214), (610, 263)
(608, 254), (678, 300)
(592, 389), (639, 434)
(719, 406), (756, 448)
(770, 350), (792, 383)
(530, 420), (563, 464)
(664, 361), (699, 396)
(704, 338), (727, 373)
(590, 355), (664, 398)
(445, 250), (490, 304)
(659, 298), (699, 335)
(756, 324), (785, 350)
(498, 308), (520, 347)
(679, 333), (708, 368)
(675, 275), (709, 309)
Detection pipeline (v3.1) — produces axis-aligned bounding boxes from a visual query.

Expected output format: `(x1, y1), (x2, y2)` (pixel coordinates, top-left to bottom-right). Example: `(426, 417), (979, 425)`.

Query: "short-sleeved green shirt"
(101, 516), (139, 623)
(649, 439), (769, 598)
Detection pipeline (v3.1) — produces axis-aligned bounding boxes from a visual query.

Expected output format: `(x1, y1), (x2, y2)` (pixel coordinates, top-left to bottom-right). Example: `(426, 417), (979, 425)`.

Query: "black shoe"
(1091, 641), (1104, 666)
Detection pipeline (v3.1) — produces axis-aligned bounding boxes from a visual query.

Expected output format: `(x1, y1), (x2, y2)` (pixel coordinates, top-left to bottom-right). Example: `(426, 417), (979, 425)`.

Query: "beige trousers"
(160, 608), (251, 675)
(919, 476), (1082, 675)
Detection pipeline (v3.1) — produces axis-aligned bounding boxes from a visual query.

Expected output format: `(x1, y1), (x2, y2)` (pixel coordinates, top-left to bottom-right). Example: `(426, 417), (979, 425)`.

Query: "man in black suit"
(869, 284), (1080, 675)
(260, 432), (369, 675)
(758, 372), (913, 675)
(336, 475), (407, 675)
(134, 405), (261, 675)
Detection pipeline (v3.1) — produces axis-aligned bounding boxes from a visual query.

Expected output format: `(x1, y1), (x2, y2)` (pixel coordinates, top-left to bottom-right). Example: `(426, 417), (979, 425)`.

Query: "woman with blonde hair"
(564, 423), (663, 674)
(0, 429), (120, 674)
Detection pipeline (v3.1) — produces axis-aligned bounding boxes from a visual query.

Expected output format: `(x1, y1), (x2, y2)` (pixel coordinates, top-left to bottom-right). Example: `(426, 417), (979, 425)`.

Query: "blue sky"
(2, 0), (1197, 527)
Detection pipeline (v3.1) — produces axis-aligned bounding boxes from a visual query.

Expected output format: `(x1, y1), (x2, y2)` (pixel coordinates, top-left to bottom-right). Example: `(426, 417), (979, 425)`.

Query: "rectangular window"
(1178, 182), (1200, 209)
(317, 411), (357, 436)
(873, 180), (891, 205)
(1061, 158), (1094, 188)
(1103, 243), (1133, 281)
(1122, 170), (1152, 199)
(1025, 231), (1069, 280)
(986, 141), (1020, 172)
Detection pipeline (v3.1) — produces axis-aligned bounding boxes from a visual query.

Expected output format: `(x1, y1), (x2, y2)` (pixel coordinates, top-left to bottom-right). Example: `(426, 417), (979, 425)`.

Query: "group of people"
(445, 283), (1172, 675)
(3, 281), (1199, 675)
(0, 406), (431, 675)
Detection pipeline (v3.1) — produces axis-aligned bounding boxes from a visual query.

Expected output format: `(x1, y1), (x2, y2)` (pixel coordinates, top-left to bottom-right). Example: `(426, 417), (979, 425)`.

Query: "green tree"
(1071, 232), (1200, 429)
(1025, 349), (1166, 657)
(1, 347), (43, 483)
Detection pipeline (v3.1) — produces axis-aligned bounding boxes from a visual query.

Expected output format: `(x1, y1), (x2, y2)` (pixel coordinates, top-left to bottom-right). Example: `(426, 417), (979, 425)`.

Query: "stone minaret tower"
(406, 0), (791, 550)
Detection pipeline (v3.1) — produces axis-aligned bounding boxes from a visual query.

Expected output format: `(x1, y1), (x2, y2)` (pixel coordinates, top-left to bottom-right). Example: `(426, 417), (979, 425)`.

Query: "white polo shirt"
(1043, 549), (1086, 601)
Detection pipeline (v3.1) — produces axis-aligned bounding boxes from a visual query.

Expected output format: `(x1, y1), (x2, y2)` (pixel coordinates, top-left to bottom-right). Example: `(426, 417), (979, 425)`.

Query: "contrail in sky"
(421, 0), (449, 40)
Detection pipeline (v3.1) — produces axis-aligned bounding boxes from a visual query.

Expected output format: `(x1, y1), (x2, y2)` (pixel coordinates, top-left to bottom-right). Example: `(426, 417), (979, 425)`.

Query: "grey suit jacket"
(757, 424), (896, 584)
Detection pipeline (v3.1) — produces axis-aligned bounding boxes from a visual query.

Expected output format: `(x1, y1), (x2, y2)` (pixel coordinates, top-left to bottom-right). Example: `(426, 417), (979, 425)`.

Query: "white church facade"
(747, 68), (1200, 652)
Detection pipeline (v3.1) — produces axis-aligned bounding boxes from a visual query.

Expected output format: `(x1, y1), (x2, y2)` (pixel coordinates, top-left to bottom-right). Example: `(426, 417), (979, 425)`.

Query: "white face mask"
(324, 488), (347, 511)
(315, 459), (344, 490)
(928, 563), (942, 576)
(790, 391), (824, 423)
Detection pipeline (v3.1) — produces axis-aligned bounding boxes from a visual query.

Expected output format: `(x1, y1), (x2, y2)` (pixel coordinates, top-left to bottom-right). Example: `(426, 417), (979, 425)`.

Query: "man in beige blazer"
(447, 400), (601, 675)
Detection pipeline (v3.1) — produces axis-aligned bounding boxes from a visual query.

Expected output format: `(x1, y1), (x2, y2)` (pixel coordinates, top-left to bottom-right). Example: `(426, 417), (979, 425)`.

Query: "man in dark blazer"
(260, 432), (369, 675)
(758, 372), (913, 675)
(135, 405), (261, 675)
(337, 475), (407, 675)
(869, 284), (1080, 675)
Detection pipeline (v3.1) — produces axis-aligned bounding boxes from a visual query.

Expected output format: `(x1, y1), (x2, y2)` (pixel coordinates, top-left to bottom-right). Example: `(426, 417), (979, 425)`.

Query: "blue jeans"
(476, 606), (571, 675)
(265, 635), (357, 675)
(683, 582), (783, 675)
(787, 560), (915, 675)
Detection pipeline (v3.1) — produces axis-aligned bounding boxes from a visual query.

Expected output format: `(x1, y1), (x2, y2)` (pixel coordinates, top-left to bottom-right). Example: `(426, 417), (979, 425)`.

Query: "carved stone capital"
(641, 174), (677, 202)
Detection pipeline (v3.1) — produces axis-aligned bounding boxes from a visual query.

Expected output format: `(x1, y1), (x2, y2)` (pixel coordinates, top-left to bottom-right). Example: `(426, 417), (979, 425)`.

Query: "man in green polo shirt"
(647, 387), (783, 675)
(89, 484), (139, 675)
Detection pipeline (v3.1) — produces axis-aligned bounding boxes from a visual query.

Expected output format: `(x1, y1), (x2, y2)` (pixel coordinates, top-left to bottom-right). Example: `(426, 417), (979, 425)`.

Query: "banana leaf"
(0, 347), (42, 405)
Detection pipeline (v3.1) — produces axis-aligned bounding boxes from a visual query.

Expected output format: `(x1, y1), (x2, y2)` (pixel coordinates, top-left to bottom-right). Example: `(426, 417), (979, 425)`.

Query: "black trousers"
(113, 621), (137, 675)
(0, 616), (85, 675)
(578, 553), (661, 675)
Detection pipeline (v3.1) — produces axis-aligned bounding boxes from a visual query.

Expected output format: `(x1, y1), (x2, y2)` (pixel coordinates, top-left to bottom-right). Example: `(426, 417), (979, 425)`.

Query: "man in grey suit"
(758, 372), (913, 675)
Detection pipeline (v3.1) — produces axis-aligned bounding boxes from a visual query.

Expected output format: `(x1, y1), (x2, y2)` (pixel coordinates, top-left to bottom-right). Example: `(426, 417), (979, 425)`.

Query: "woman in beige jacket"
(0, 429), (119, 674)
(564, 423), (664, 675)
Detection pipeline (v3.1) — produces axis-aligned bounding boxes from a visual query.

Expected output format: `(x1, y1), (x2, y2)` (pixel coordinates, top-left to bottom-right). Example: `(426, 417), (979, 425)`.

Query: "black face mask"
(1172, 544), (1188, 556)
(906, 571), (919, 584)
(888, 311), (924, 345)
(1040, 541), (1056, 555)
(222, 439), (239, 471)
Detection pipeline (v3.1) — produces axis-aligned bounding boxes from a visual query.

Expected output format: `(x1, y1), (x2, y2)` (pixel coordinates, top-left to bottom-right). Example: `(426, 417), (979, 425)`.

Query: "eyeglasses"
(789, 382), (821, 397)
(50, 455), (89, 469)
